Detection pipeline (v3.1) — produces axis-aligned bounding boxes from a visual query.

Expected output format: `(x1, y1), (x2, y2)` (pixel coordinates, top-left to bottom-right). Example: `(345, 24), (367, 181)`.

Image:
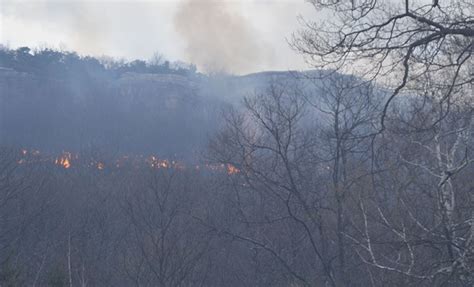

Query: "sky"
(0, 0), (317, 74)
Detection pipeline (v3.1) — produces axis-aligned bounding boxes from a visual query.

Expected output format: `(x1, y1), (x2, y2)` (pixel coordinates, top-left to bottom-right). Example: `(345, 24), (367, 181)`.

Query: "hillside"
(0, 48), (308, 158)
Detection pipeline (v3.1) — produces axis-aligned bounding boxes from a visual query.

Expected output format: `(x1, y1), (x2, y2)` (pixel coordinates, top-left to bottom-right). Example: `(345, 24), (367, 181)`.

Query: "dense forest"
(1, 0), (473, 286)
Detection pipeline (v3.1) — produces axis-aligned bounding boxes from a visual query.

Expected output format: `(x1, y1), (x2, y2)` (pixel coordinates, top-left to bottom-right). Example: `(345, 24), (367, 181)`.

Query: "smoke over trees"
(174, 0), (273, 74)
(0, 0), (473, 286)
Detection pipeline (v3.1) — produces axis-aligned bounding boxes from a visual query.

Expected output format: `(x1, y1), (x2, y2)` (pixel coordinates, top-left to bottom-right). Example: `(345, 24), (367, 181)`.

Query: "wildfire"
(158, 160), (169, 168)
(226, 164), (240, 175)
(147, 156), (171, 169)
(60, 158), (71, 169)
(16, 149), (241, 175)
(55, 152), (72, 169)
(203, 163), (240, 175)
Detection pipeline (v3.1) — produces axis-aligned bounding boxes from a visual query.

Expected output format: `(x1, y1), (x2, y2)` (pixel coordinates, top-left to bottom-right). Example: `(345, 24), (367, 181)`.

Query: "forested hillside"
(0, 0), (473, 285)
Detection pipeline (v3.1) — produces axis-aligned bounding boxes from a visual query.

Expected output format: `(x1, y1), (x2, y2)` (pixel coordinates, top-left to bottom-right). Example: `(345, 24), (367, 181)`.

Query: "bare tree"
(305, 74), (380, 284)
(293, 0), (473, 130)
(119, 168), (212, 287)
(348, 90), (474, 286)
(0, 148), (51, 286)
(209, 78), (381, 286)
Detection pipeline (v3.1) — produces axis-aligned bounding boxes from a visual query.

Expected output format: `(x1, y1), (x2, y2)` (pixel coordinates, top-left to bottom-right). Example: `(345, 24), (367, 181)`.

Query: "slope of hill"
(0, 63), (302, 159)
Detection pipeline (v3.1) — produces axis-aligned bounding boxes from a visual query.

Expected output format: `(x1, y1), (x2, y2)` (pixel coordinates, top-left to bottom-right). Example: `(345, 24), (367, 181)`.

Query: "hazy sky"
(0, 0), (317, 74)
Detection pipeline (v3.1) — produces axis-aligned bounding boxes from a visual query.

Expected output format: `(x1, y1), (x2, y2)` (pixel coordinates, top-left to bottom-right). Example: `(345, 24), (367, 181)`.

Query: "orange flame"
(226, 164), (240, 175)
(61, 158), (71, 169)
(18, 149), (240, 175)
(55, 152), (72, 169)
(147, 156), (171, 169)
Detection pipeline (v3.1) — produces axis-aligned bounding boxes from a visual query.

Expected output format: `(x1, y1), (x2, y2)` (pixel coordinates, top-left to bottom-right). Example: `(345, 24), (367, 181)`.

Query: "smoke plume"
(174, 0), (272, 74)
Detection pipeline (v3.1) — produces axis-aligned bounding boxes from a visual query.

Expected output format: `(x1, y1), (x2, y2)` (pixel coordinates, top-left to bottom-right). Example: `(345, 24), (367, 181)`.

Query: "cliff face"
(0, 69), (201, 156)
(0, 66), (309, 158)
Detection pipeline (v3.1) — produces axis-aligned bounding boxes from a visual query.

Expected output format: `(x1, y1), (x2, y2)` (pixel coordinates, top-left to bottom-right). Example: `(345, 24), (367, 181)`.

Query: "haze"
(1, 1), (472, 286)
(0, 0), (315, 74)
